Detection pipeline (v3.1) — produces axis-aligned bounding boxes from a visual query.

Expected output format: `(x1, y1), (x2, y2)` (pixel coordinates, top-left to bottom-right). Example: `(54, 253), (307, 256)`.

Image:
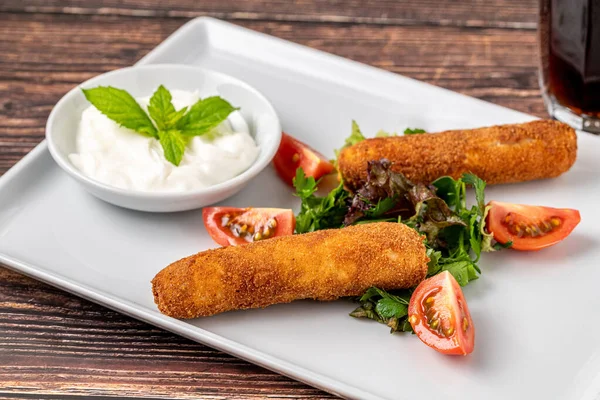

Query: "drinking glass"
(539, 0), (600, 133)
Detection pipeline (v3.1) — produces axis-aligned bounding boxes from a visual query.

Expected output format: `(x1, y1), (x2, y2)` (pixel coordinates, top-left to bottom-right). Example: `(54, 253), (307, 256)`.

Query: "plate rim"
(0, 17), (389, 400)
(1, 16), (587, 400)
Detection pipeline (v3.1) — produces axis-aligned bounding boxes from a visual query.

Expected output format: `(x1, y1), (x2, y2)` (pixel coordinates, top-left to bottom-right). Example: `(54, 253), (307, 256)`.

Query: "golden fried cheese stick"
(152, 222), (428, 319)
(338, 120), (577, 192)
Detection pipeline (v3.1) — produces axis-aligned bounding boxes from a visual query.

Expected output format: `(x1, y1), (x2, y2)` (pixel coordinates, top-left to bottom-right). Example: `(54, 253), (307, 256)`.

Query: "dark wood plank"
(0, 267), (335, 399)
(1, 0), (538, 29)
(0, 12), (544, 177)
(0, 3), (543, 398)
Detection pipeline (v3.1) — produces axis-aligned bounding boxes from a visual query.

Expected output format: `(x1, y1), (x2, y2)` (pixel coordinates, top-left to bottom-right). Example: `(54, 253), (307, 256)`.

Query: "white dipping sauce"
(69, 90), (259, 192)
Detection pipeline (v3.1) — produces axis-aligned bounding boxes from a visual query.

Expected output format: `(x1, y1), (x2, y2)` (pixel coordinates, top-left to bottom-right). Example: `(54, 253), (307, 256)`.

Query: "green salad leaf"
(403, 127), (426, 135)
(345, 120), (367, 147)
(333, 121), (426, 166)
(293, 151), (503, 332)
(293, 169), (350, 233)
(350, 287), (413, 333)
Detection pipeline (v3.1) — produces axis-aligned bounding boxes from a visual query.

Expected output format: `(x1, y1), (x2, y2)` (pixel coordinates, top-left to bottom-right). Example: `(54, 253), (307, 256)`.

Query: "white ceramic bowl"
(46, 64), (281, 212)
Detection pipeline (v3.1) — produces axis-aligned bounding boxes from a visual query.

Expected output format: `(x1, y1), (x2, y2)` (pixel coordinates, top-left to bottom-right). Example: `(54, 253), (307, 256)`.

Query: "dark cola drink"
(539, 0), (600, 133)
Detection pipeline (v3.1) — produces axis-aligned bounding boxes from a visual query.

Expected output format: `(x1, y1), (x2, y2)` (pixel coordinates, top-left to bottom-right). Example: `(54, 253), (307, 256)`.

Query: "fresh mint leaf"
(158, 130), (186, 166)
(147, 85), (187, 131)
(177, 96), (237, 136)
(81, 86), (157, 137)
(404, 128), (426, 135)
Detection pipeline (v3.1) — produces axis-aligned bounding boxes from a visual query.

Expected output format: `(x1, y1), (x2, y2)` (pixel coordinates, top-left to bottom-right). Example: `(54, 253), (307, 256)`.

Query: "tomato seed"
(502, 212), (561, 238)
(462, 317), (469, 332)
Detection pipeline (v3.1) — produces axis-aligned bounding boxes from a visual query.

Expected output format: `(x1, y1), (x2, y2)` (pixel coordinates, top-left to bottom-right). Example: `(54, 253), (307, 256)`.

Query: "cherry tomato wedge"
(273, 133), (335, 186)
(203, 207), (295, 247)
(486, 201), (580, 251)
(408, 271), (475, 356)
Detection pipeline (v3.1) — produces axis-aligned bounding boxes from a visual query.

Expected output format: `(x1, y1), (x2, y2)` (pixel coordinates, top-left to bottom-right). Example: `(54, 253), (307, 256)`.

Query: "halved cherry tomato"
(273, 133), (335, 186)
(203, 207), (296, 247)
(408, 271), (474, 356)
(486, 201), (580, 251)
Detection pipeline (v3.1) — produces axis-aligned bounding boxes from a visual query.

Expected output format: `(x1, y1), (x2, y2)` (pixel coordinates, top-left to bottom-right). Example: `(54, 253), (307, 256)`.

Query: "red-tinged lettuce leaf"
(343, 159), (465, 246)
(343, 159), (413, 225)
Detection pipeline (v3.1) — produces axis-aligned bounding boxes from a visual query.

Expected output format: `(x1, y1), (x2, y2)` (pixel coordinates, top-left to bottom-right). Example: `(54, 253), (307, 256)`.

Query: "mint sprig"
(147, 85), (188, 131)
(81, 85), (238, 166)
(177, 96), (238, 136)
(82, 87), (158, 137)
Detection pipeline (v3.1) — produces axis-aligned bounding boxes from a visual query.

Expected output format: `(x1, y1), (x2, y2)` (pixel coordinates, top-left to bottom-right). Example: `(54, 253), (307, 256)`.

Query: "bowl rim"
(45, 63), (282, 200)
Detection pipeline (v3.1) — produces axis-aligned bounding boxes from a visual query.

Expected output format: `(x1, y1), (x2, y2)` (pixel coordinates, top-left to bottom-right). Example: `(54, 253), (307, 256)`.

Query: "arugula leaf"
(158, 130), (186, 166)
(441, 260), (478, 286)
(177, 96), (238, 136)
(432, 176), (464, 210)
(404, 128), (426, 135)
(365, 197), (397, 218)
(462, 173), (486, 215)
(426, 248), (442, 276)
(351, 287), (411, 333)
(460, 173), (499, 257)
(293, 168), (349, 233)
(376, 298), (408, 319)
(147, 85), (187, 131)
(81, 86), (157, 137)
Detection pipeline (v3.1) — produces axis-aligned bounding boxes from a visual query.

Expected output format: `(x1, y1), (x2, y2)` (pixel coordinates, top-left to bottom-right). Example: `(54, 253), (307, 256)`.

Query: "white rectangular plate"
(2, 17), (600, 400)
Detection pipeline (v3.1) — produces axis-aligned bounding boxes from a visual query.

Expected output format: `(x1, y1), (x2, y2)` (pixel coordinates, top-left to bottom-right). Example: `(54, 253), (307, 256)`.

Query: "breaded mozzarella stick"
(338, 120), (577, 192)
(152, 222), (429, 318)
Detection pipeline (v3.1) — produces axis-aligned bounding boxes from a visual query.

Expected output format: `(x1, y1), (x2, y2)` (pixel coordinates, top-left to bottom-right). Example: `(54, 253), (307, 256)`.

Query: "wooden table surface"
(0, 1), (541, 398)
